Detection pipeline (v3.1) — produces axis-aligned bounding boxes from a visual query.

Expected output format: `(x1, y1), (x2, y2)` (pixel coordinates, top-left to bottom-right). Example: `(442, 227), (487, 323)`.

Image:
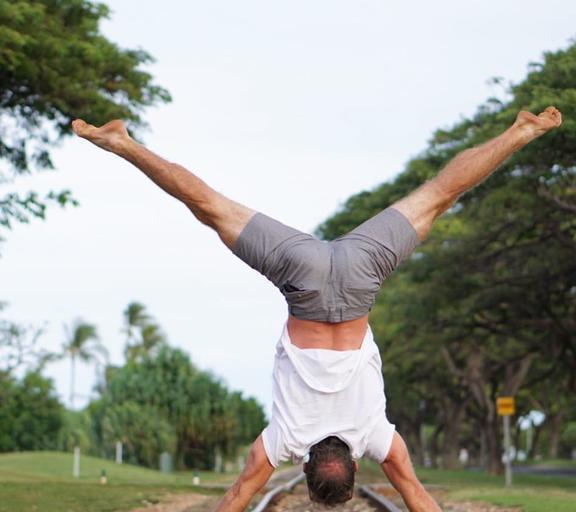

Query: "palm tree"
(123, 302), (150, 345)
(62, 319), (108, 409)
(123, 302), (165, 362)
(125, 321), (166, 362)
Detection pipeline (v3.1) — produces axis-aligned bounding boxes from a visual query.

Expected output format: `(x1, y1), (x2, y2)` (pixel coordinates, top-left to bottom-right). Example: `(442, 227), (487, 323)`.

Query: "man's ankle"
(112, 135), (135, 156)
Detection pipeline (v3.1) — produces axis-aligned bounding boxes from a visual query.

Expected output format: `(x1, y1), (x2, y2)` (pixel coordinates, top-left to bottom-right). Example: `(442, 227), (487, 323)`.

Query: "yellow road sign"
(497, 396), (515, 416)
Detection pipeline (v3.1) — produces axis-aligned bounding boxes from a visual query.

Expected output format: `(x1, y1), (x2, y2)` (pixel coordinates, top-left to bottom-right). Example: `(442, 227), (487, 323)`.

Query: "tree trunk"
(405, 423), (424, 466)
(430, 423), (443, 469)
(528, 424), (543, 460)
(70, 354), (76, 409)
(513, 421), (522, 459)
(441, 398), (466, 469)
(484, 416), (503, 474)
(440, 348), (533, 474)
(479, 428), (487, 470)
(548, 411), (566, 459)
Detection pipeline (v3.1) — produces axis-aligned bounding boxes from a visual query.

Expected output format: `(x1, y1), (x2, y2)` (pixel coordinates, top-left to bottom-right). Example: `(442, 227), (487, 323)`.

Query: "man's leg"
(381, 432), (442, 512)
(392, 107), (562, 240)
(72, 119), (255, 249)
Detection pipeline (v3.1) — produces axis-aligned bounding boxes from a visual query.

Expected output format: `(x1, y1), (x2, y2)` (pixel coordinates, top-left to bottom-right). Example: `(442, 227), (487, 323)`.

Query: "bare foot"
(512, 106), (562, 143)
(71, 119), (131, 153)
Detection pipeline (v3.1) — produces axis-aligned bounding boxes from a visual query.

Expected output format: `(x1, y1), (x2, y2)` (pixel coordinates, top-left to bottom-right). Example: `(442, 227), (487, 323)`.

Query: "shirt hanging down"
(262, 323), (395, 467)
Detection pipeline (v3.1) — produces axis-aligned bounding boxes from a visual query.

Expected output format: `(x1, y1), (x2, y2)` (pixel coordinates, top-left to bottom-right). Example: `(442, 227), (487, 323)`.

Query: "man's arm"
(392, 107), (562, 240)
(381, 432), (441, 512)
(214, 435), (275, 512)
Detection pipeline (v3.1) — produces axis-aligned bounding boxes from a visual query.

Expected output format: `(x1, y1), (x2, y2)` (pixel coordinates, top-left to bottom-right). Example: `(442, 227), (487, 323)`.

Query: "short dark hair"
(305, 436), (355, 507)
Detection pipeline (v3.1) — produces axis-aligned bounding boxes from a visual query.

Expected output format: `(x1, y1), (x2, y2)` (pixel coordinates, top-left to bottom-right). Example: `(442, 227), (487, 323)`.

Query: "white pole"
(526, 423), (533, 455)
(115, 441), (123, 464)
(73, 446), (81, 478)
(70, 355), (76, 409)
(503, 415), (512, 487)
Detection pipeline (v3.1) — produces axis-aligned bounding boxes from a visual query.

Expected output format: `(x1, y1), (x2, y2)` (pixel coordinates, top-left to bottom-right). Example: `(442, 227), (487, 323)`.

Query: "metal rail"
(251, 472), (306, 512)
(252, 477), (403, 512)
(359, 485), (403, 512)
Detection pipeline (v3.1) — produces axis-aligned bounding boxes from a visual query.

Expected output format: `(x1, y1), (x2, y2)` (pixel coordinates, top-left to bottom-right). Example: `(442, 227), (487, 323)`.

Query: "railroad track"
(251, 474), (405, 512)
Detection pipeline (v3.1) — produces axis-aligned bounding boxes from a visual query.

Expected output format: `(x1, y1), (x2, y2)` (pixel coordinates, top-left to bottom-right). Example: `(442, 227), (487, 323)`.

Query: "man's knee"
(187, 193), (254, 234)
(392, 179), (457, 241)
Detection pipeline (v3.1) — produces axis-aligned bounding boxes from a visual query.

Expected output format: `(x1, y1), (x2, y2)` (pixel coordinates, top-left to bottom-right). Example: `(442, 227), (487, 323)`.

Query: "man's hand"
(214, 435), (275, 512)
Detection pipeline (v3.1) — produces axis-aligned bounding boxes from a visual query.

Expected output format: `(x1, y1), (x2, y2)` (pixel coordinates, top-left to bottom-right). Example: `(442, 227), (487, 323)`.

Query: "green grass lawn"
(416, 467), (576, 512)
(0, 451), (237, 485)
(518, 458), (576, 470)
(2, 452), (575, 512)
(358, 460), (576, 512)
(0, 451), (231, 512)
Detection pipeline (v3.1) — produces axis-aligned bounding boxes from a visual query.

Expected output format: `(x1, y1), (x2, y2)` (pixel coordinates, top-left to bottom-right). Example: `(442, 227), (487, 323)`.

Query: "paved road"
(512, 466), (576, 477)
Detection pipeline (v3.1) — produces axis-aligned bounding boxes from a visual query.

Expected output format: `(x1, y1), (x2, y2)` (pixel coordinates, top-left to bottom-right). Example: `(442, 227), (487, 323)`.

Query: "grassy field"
(519, 458), (576, 470)
(1, 452), (575, 511)
(0, 451), (231, 512)
(359, 459), (575, 512)
(416, 467), (576, 512)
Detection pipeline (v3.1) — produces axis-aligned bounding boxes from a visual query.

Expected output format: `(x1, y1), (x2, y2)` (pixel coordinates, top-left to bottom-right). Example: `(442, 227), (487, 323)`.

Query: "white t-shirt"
(261, 323), (395, 467)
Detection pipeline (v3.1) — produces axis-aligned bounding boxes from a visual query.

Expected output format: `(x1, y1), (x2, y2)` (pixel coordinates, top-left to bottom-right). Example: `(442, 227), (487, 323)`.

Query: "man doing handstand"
(72, 107), (562, 511)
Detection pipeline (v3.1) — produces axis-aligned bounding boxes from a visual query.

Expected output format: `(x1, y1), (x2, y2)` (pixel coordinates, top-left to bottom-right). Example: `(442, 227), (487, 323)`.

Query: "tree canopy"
(318, 42), (576, 472)
(0, 0), (170, 242)
(92, 343), (266, 470)
(86, 302), (266, 470)
(0, 371), (63, 452)
(1, 301), (266, 472)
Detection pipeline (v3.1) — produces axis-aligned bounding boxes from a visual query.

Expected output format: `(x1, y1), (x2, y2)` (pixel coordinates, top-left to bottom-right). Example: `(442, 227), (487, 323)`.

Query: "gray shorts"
(232, 207), (419, 322)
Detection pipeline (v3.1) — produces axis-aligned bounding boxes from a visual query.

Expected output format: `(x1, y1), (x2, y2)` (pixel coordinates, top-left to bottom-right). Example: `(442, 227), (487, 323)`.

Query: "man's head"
(303, 436), (358, 507)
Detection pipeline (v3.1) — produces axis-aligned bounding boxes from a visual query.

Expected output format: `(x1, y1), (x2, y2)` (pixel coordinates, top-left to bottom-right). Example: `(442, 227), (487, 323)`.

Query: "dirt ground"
(442, 503), (521, 512)
(129, 493), (219, 512)
(128, 492), (522, 512)
(128, 480), (522, 512)
(375, 485), (522, 512)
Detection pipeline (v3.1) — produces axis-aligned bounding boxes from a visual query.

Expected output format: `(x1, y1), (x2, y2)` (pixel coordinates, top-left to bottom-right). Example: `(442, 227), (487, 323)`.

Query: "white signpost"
(115, 441), (123, 464)
(497, 396), (515, 487)
(73, 446), (81, 479)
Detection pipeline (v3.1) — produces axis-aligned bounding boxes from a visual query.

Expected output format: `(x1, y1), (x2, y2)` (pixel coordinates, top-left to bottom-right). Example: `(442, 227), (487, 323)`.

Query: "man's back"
(262, 323), (395, 468)
(287, 314), (369, 350)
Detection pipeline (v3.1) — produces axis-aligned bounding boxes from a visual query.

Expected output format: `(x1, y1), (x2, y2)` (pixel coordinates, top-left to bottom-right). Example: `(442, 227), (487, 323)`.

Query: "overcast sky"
(1, 0), (575, 415)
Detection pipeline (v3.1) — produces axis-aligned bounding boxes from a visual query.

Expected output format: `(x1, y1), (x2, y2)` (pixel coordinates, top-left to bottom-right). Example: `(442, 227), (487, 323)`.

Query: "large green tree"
(93, 344), (265, 470)
(99, 401), (177, 467)
(318, 42), (576, 472)
(0, 371), (64, 452)
(0, 0), (170, 244)
(89, 303), (266, 469)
